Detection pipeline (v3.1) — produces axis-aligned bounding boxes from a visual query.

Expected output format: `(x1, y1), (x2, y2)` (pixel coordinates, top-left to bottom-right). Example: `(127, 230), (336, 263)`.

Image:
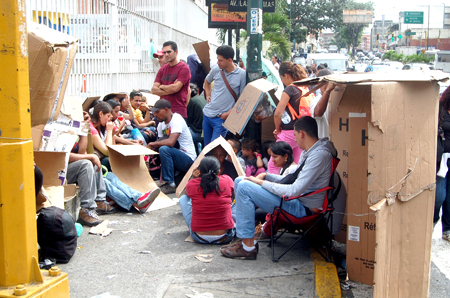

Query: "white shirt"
(157, 113), (197, 161)
(310, 90), (329, 139)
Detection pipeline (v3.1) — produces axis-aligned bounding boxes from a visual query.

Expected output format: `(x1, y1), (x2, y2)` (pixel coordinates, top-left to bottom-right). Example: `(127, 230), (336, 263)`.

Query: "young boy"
(227, 139), (245, 172)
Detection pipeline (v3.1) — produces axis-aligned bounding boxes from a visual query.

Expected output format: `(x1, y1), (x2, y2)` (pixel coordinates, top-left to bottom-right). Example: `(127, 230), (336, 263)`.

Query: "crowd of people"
(54, 39), (387, 262)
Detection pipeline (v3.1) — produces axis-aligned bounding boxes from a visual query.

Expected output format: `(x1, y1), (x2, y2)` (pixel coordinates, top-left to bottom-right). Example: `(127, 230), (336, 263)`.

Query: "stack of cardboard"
(294, 70), (449, 297)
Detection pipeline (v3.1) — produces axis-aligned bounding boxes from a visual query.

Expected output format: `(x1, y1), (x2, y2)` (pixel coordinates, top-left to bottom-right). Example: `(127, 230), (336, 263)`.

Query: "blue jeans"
(159, 146), (194, 184)
(179, 195), (235, 244)
(104, 172), (141, 210)
(189, 128), (203, 155)
(203, 115), (228, 146)
(234, 176), (309, 239)
(435, 171), (450, 233)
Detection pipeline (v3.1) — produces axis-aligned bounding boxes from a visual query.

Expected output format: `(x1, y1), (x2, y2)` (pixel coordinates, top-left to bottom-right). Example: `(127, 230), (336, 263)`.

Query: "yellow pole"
(0, 2), (70, 296)
(0, 0), (39, 287)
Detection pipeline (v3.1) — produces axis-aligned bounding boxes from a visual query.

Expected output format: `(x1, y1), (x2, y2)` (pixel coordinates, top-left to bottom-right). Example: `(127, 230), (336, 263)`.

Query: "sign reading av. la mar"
(404, 11), (424, 24)
(227, 0), (276, 13)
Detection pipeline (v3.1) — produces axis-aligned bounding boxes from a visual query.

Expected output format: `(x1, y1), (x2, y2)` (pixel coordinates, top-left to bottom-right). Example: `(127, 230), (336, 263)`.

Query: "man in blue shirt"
(202, 45), (246, 145)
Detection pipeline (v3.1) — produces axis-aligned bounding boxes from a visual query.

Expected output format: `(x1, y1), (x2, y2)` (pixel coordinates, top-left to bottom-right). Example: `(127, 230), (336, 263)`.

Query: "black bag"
(279, 158), (307, 185)
(37, 206), (77, 264)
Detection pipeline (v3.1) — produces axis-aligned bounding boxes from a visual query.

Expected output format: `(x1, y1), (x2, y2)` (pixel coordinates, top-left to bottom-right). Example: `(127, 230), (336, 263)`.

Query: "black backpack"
(37, 206), (77, 264)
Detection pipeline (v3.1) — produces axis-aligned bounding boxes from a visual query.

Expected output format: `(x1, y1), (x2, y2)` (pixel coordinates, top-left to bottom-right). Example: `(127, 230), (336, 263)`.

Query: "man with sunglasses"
(152, 41), (191, 119)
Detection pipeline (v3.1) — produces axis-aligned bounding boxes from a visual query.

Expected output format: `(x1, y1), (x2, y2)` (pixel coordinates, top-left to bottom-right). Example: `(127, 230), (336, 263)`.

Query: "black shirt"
(441, 108), (450, 153)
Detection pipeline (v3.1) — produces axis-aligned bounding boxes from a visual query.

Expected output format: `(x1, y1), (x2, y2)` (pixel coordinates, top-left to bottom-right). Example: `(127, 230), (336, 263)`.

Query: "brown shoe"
(221, 239), (259, 253)
(77, 208), (103, 227)
(221, 240), (257, 260)
(96, 201), (117, 215)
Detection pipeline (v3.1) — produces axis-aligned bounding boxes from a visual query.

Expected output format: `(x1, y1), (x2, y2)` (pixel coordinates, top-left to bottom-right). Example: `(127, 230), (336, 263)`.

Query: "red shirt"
(186, 175), (234, 232)
(154, 61), (191, 118)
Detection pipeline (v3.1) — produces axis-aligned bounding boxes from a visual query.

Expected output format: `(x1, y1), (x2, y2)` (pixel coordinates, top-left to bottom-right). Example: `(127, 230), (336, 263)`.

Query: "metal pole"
(228, 29), (232, 46)
(236, 29), (240, 62)
(247, 0), (263, 81)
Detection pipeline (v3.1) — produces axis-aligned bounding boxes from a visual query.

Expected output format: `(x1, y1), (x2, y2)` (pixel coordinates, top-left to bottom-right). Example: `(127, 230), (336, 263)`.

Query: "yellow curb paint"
(311, 250), (342, 298)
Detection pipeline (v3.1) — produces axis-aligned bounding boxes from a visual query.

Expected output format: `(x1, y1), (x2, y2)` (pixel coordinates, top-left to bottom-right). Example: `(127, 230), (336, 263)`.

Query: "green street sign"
(405, 31), (416, 36)
(404, 11), (423, 24)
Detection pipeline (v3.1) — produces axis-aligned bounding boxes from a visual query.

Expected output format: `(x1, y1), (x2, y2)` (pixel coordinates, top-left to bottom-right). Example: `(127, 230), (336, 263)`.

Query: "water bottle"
(130, 128), (147, 146)
(281, 110), (291, 124)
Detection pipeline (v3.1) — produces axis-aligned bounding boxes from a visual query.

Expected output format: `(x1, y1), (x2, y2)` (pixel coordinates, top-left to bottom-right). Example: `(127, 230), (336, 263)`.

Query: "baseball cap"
(153, 50), (164, 58)
(151, 99), (171, 112)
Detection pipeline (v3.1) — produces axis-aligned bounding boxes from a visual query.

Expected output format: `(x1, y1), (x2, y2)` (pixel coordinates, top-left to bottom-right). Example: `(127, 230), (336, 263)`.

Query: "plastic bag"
(252, 93), (274, 123)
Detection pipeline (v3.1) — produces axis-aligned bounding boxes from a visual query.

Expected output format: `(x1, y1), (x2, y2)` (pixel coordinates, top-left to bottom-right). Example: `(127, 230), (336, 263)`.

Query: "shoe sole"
(96, 206), (118, 215)
(77, 217), (103, 227)
(137, 188), (161, 208)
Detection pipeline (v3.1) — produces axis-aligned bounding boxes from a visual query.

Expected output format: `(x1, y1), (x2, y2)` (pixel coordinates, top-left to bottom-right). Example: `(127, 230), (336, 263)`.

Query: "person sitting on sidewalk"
(147, 99), (197, 194)
(179, 157), (235, 244)
(220, 116), (337, 260)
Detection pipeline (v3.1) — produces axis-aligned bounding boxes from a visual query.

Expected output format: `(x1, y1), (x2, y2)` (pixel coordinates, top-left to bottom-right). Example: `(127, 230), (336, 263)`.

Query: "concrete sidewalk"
(59, 199), (340, 298)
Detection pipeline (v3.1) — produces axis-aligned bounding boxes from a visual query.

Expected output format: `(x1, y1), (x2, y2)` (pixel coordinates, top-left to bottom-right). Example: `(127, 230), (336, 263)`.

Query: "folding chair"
(265, 156), (340, 262)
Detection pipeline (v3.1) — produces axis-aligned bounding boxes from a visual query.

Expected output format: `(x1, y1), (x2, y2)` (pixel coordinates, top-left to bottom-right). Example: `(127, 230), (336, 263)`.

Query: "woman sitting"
(179, 157), (235, 244)
(268, 141), (297, 176)
(90, 102), (115, 171)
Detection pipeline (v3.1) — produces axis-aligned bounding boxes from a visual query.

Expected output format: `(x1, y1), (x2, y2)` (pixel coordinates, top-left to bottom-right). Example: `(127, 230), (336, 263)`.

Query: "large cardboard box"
(296, 71), (448, 296)
(28, 23), (78, 127)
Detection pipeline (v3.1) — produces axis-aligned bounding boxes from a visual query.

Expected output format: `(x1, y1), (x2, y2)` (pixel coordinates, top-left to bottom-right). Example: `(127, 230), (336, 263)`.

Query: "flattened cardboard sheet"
(107, 145), (175, 211)
(34, 151), (67, 186)
(82, 96), (101, 112)
(193, 41), (211, 74)
(176, 136), (245, 198)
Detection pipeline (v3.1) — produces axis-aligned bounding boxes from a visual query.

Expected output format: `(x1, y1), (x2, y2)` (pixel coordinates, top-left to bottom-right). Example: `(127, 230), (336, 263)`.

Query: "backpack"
(37, 206), (77, 264)
(286, 85), (315, 121)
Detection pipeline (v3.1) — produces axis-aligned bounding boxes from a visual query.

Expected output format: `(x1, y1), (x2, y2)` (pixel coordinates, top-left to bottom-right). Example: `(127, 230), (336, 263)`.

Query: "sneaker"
(443, 233), (450, 242)
(160, 183), (176, 194)
(221, 240), (257, 260)
(77, 208), (103, 227)
(136, 188), (161, 208)
(96, 201), (117, 215)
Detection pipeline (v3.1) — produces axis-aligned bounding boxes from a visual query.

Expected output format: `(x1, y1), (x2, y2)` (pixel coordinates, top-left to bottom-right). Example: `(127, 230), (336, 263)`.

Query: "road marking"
(311, 250), (342, 298)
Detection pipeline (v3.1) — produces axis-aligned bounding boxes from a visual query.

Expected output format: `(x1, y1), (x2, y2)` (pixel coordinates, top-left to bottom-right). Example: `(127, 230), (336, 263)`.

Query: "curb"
(311, 250), (342, 297)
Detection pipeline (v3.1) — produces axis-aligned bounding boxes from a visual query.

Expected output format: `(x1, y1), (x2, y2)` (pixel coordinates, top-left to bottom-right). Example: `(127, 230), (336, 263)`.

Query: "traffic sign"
(405, 31), (416, 36)
(404, 11), (423, 24)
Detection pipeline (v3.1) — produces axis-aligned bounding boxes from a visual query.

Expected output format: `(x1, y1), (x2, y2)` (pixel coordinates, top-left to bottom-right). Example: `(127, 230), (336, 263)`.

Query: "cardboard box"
(193, 41), (211, 74)
(223, 79), (279, 135)
(34, 151), (77, 213)
(28, 23), (78, 127)
(298, 71), (448, 295)
(176, 136), (245, 198)
(107, 145), (176, 211)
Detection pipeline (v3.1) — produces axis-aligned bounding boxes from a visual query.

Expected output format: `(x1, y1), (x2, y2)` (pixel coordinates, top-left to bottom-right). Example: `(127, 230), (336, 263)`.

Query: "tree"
(263, 5), (291, 60)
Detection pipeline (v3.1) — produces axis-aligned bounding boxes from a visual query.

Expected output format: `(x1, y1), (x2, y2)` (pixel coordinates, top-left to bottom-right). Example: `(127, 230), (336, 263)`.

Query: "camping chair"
(266, 156), (340, 262)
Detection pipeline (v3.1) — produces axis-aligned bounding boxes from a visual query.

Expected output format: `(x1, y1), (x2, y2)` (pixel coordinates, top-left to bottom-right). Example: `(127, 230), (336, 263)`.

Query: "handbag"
(279, 157), (307, 185)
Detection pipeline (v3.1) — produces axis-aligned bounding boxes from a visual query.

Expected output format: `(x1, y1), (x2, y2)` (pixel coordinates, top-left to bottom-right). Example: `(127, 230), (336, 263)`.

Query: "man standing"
(148, 99), (196, 194)
(151, 41), (191, 119)
(153, 50), (167, 68)
(202, 45), (246, 145)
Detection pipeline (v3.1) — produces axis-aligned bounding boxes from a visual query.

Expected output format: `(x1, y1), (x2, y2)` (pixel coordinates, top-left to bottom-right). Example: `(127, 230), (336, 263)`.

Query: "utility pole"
(426, 5), (430, 50)
(246, 0), (263, 82)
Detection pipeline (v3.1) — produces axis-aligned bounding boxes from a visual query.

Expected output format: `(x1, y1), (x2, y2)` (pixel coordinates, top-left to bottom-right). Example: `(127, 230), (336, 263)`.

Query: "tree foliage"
(263, 3), (291, 60)
(382, 50), (431, 64)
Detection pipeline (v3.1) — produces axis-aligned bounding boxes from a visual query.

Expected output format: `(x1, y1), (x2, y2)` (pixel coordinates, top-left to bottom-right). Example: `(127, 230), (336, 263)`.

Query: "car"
(371, 64), (396, 72)
(402, 63), (434, 71)
(292, 57), (306, 67)
(385, 61), (404, 70)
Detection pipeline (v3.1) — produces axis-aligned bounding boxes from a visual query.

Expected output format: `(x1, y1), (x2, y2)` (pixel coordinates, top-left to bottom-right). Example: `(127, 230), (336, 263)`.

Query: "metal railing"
(26, 0), (217, 97)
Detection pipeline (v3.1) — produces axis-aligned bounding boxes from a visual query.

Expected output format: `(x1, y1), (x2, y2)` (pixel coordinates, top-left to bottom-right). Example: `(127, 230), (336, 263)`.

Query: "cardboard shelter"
(107, 145), (175, 211)
(294, 70), (449, 296)
(175, 136), (245, 198)
(223, 79), (280, 135)
(28, 23), (78, 127)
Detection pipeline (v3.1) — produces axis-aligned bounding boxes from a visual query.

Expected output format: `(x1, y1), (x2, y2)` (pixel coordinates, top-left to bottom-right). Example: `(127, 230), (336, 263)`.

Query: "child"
(209, 145), (239, 181)
(179, 157), (235, 244)
(227, 139), (245, 172)
(241, 139), (265, 177)
(261, 140), (275, 169)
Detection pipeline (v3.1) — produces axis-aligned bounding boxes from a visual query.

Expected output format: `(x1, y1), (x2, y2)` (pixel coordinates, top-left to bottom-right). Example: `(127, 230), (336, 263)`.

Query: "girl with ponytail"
(179, 156), (236, 244)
